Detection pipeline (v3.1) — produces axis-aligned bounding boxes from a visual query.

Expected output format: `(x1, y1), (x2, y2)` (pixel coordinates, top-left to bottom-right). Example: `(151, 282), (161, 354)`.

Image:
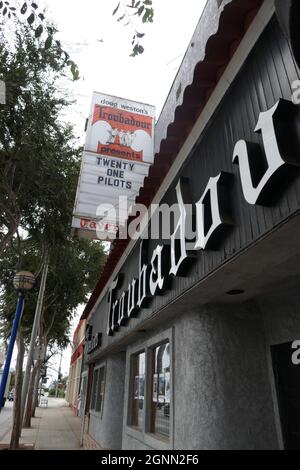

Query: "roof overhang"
(81, 0), (279, 321)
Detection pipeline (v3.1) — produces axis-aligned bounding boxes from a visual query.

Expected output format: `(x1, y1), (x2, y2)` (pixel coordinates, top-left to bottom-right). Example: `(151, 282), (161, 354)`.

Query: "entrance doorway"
(271, 342), (300, 450)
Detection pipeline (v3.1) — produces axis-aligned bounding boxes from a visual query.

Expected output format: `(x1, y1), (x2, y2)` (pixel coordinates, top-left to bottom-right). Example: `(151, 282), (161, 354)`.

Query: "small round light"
(13, 271), (36, 292)
(226, 289), (245, 296)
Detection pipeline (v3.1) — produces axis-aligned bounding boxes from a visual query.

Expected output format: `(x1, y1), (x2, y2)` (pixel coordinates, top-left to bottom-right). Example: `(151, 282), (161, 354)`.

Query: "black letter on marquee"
(233, 99), (300, 205)
(137, 240), (151, 309)
(149, 245), (171, 296)
(107, 274), (123, 336)
(195, 172), (233, 250)
(169, 178), (196, 277)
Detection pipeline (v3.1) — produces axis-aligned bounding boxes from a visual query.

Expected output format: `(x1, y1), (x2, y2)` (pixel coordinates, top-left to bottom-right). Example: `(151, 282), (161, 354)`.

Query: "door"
(271, 342), (300, 450)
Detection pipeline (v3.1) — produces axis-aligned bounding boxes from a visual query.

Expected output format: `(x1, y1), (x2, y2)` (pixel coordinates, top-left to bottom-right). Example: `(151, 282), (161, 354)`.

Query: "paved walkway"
(0, 398), (82, 450)
(0, 401), (13, 443)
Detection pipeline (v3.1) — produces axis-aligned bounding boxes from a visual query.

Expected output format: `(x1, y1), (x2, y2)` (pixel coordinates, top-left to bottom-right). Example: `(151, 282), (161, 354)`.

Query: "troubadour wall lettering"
(106, 98), (300, 336)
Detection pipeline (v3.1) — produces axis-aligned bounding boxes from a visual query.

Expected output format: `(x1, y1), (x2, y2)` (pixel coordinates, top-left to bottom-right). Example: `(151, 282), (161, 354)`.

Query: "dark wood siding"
(89, 16), (300, 351)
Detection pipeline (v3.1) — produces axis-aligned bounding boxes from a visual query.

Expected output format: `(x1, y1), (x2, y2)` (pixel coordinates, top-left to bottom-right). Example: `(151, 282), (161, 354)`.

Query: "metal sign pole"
(0, 293), (24, 412)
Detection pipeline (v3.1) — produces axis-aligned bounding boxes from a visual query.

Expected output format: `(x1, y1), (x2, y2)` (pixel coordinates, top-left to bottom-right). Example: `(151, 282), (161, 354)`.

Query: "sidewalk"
(0, 401), (13, 443)
(0, 398), (82, 450)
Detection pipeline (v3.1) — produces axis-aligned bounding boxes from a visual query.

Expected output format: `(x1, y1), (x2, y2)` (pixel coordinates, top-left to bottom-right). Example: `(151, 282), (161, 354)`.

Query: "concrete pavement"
(0, 398), (82, 450)
(0, 401), (13, 443)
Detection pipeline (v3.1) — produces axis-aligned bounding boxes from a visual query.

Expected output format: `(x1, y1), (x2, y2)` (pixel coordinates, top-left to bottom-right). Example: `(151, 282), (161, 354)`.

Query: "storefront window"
(90, 368), (98, 410)
(131, 352), (145, 430)
(90, 366), (105, 414)
(95, 367), (105, 414)
(150, 342), (170, 439)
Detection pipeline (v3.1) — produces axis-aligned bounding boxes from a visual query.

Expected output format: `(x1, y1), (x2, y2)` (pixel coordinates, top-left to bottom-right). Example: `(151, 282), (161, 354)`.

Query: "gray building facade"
(79, 0), (300, 450)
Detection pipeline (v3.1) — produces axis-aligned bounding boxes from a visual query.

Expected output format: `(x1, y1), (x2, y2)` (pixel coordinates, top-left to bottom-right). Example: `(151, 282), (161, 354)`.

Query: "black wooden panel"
(90, 17), (300, 348)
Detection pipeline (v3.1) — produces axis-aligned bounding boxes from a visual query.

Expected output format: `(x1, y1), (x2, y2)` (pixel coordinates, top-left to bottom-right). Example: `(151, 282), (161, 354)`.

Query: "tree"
(0, 1), (79, 80)
(0, 17), (106, 448)
(0, 0), (154, 58)
(49, 375), (68, 398)
(0, 236), (106, 436)
(0, 21), (80, 254)
(112, 0), (154, 56)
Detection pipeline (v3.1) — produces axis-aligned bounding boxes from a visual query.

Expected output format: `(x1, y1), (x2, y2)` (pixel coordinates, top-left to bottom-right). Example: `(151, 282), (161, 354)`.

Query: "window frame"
(125, 327), (174, 450)
(90, 363), (106, 418)
(90, 368), (99, 411)
(148, 341), (171, 440)
(128, 350), (146, 430)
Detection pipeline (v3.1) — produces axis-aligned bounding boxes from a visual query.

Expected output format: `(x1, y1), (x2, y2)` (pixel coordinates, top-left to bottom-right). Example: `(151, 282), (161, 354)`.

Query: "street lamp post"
(0, 271), (35, 413)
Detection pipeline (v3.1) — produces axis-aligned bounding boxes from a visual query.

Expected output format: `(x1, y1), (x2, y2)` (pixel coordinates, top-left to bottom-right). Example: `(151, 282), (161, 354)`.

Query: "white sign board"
(33, 345), (46, 362)
(72, 92), (155, 240)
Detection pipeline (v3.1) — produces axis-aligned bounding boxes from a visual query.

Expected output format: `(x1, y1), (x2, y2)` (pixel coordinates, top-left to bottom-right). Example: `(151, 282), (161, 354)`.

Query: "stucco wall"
(173, 304), (279, 450)
(119, 304), (279, 450)
(89, 352), (126, 450)
(87, 298), (300, 450)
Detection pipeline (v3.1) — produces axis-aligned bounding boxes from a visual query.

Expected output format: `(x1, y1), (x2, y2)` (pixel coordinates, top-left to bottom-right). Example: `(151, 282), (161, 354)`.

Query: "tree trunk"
(10, 331), (25, 450)
(32, 362), (41, 417)
(0, 212), (20, 256)
(23, 361), (39, 428)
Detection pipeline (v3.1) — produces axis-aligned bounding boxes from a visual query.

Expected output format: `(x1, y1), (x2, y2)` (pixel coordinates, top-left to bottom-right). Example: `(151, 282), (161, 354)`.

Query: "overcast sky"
(44, 0), (207, 136)
(10, 0), (207, 379)
(48, 0), (207, 378)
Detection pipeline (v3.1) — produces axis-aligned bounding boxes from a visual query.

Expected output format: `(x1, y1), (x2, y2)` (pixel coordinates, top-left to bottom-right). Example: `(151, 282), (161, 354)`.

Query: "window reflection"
(131, 352), (145, 429)
(151, 342), (170, 438)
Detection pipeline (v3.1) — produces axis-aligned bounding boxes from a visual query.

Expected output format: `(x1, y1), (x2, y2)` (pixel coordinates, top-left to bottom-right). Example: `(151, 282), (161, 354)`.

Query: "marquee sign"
(107, 98), (300, 336)
(72, 92), (155, 240)
(85, 92), (155, 164)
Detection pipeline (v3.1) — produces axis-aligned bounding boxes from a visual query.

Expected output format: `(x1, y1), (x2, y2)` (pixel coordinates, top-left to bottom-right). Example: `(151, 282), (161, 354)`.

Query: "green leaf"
(27, 13), (35, 25)
(137, 5), (144, 16)
(31, 2), (38, 9)
(35, 24), (43, 38)
(142, 8), (153, 23)
(112, 2), (120, 16)
(44, 35), (52, 49)
(130, 43), (144, 57)
(143, 0), (152, 5)
(0, 1), (3, 8)
(20, 3), (27, 14)
(3, 6), (7, 15)
(117, 14), (125, 22)
(136, 32), (145, 38)
(70, 61), (80, 81)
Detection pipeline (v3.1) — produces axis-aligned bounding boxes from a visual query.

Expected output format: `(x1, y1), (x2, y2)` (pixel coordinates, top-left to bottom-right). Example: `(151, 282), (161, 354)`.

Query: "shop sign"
(72, 92), (155, 240)
(86, 333), (102, 354)
(107, 99), (300, 336)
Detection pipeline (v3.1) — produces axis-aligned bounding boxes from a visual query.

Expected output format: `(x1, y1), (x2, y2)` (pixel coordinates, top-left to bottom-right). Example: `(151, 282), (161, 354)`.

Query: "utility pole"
(55, 350), (63, 398)
(20, 256), (49, 426)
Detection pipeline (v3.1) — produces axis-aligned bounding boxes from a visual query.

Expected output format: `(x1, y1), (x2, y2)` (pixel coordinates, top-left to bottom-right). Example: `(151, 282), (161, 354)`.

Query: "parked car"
(8, 391), (14, 402)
